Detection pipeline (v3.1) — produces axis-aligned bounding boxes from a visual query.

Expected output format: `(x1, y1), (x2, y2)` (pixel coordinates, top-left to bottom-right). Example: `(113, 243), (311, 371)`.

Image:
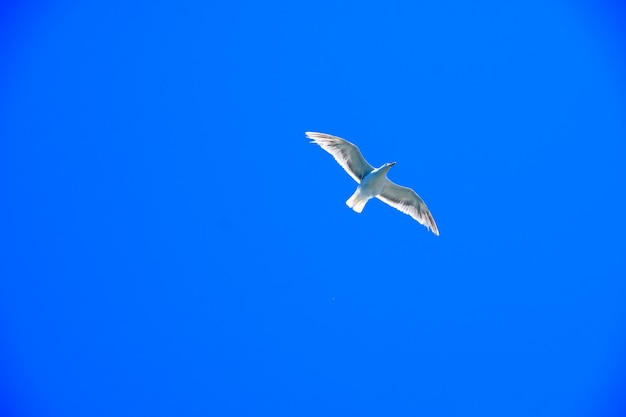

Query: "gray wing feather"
(306, 132), (374, 183)
(377, 180), (439, 236)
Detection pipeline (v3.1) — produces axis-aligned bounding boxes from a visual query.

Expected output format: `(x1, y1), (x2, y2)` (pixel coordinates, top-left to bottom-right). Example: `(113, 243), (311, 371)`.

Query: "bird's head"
(378, 161), (396, 174)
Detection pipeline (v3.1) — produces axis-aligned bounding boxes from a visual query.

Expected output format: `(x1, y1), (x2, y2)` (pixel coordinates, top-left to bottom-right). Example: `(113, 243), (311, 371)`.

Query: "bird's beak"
(389, 162), (396, 166)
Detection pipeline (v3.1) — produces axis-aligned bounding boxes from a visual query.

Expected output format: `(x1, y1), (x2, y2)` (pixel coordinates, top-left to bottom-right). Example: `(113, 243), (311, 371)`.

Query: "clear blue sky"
(1, 1), (626, 416)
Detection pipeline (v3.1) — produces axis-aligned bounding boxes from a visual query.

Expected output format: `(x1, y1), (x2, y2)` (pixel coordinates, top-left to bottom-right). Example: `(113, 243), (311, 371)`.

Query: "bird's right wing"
(306, 132), (374, 183)
(377, 180), (439, 235)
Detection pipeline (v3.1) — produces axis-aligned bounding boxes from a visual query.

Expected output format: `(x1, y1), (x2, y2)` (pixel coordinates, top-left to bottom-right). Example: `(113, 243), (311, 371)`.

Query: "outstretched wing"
(306, 132), (374, 183)
(377, 180), (439, 235)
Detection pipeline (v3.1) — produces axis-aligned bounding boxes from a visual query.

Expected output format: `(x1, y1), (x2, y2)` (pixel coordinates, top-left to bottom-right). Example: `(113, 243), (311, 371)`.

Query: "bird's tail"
(346, 190), (368, 213)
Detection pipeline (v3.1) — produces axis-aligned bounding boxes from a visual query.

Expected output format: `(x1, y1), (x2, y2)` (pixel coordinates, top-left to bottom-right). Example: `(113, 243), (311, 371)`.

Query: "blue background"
(1, 1), (626, 416)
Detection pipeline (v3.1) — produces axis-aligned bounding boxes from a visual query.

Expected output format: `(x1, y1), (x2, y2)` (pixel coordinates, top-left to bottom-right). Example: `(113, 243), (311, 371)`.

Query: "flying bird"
(306, 132), (439, 235)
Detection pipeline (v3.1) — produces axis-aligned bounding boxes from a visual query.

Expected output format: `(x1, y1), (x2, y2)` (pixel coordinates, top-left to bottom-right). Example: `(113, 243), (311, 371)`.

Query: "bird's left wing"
(377, 180), (439, 235)
(306, 132), (374, 183)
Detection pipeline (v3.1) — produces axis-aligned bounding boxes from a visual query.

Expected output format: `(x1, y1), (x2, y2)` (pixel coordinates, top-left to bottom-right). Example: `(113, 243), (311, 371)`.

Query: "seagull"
(306, 132), (439, 235)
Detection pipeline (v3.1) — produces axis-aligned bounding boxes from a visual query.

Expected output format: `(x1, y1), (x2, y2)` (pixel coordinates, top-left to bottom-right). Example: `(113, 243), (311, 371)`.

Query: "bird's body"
(306, 132), (439, 235)
(346, 163), (394, 213)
